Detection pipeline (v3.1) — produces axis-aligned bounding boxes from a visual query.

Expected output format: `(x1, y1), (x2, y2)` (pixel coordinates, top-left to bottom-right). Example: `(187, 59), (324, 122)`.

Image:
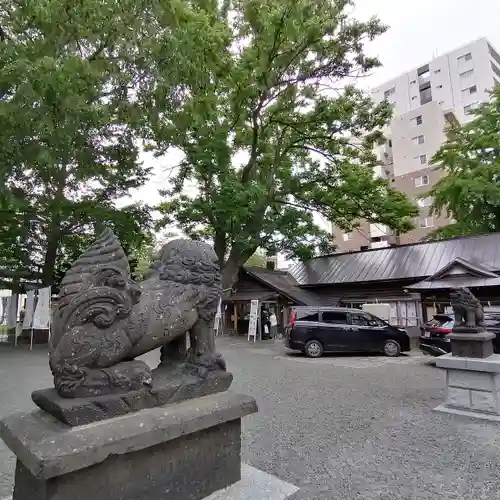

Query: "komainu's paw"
(108, 360), (153, 392)
(186, 350), (226, 377)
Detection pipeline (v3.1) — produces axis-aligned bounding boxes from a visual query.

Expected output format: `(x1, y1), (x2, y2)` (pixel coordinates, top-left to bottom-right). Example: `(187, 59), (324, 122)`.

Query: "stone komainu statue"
(50, 229), (225, 398)
(449, 287), (485, 330)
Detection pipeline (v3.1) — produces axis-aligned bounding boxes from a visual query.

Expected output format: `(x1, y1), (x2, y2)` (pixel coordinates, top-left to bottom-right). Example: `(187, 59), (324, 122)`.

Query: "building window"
(464, 102), (479, 115)
(415, 175), (429, 187)
(414, 154), (427, 164)
(384, 87), (395, 99)
(434, 69), (441, 74)
(458, 53), (472, 63)
(412, 96), (417, 100)
(460, 69), (474, 78)
(417, 196), (433, 208)
(418, 64), (430, 83)
(410, 80), (416, 84)
(462, 85), (477, 97)
(419, 84), (432, 105)
(388, 139), (393, 148)
(437, 85), (443, 89)
(360, 245), (369, 251)
(412, 135), (425, 146)
(410, 115), (423, 126)
(418, 217), (434, 228)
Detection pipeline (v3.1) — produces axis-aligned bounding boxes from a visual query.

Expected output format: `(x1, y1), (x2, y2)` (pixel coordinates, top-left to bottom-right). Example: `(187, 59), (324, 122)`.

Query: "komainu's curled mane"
(49, 230), (225, 399)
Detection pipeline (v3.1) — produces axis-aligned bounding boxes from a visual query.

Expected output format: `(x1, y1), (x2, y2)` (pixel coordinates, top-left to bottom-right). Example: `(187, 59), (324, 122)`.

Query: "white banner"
(23, 290), (37, 329)
(0, 296), (9, 326)
(7, 294), (18, 329)
(214, 298), (222, 336)
(32, 287), (51, 330)
(247, 300), (259, 342)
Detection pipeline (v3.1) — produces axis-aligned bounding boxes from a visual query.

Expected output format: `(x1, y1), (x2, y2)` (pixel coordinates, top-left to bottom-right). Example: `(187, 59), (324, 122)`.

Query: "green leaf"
(145, 0), (417, 286)
(428, 86), (500, 239)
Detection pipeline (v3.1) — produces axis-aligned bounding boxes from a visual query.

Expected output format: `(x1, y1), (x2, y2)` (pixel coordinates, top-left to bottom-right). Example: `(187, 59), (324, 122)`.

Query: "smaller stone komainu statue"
(449, 287), (485, 331)
(49, 228), (226, 399)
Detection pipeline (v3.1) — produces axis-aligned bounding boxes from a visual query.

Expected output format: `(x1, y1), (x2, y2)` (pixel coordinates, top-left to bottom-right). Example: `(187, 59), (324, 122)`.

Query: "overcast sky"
(354, 0), (500, 87)
(125, 0), (500, 259)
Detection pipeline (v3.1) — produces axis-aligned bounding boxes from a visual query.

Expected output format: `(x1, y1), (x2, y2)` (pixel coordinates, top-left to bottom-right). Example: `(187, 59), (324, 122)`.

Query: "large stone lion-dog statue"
(49, 229), (225, 398)
(449, 287), (485, 330)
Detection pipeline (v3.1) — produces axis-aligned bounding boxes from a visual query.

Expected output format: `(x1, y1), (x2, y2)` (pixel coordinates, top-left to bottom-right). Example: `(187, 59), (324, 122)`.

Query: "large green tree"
(0, 0), (157, 290)
(147, 0), (418, 287)
(427, 86), (500, 240)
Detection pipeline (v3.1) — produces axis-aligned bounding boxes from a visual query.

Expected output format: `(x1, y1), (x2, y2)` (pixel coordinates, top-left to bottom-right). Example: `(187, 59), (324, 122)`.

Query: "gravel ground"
(1, 338), (500, 499)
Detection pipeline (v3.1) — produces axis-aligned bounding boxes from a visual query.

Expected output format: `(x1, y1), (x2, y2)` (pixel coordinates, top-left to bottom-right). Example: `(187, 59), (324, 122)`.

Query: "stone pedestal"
(435, 353), (500, 421)
(0, 391), (257, 500)
(447, 330), (495, 358)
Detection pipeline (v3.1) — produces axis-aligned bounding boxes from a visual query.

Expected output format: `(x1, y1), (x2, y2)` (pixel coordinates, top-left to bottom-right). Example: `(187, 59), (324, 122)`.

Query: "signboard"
(247, 300), (259, 342)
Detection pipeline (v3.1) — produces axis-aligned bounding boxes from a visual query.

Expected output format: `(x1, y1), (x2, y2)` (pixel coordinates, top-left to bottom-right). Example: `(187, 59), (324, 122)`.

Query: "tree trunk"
(41, 223), (61, 286)
(221, 246), (257, 290)
(221, 257), (240, 290)
(214, 230), (226, 267)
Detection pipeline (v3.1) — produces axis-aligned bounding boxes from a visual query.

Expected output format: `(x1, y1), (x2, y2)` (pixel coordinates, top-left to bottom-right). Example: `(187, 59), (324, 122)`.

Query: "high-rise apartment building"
(333, 37), (500, 252)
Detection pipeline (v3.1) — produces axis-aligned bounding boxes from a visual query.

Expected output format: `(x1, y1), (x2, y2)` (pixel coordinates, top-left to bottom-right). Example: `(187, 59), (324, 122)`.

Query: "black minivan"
(285, 306), (411, 358)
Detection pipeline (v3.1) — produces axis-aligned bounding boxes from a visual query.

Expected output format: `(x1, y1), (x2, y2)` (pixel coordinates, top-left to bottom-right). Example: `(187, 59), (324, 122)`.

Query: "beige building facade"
(333, 37), (500, 252)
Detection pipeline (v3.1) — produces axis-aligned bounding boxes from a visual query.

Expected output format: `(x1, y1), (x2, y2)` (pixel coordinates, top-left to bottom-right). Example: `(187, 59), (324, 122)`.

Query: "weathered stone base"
(205, 464), (299, 500)
(447, 331), (495, 358)
(32, 364), (233, 426)
(434, 404), (500, 422)
(0, 464), (300, 500)
(0, 391), (257, 500)
(435, 353), (500, 419)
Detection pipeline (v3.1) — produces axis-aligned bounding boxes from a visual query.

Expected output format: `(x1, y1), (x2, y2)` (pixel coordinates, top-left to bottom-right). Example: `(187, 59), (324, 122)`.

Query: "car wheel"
(305, 340), (324, 358)
(383, 339), (401, 357)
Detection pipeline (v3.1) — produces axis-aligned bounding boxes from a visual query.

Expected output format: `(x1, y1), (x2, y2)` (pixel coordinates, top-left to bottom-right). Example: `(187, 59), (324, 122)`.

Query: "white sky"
(122, 0), (500, 265)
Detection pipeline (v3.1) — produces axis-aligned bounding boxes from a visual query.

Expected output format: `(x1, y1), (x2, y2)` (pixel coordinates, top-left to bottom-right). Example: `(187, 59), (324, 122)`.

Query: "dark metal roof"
(224, 290), (277, 302)
(289, 233), (500, 286)
(406, 276), (500, 290)
(243, 267), (323, 305)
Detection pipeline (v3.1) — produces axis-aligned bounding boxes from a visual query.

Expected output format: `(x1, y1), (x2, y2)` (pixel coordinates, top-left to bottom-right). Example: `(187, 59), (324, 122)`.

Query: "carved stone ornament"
(32, 229), (230, 425)
(449, 287), (485, 332)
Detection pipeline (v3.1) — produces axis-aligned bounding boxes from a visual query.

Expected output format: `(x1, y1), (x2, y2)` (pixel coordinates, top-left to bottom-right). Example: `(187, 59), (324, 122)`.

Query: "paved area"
(1, 338), (500, 499)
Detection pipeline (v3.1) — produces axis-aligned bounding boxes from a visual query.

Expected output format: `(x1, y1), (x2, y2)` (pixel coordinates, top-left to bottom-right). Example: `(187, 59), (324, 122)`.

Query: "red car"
(419, 312), (500, 356)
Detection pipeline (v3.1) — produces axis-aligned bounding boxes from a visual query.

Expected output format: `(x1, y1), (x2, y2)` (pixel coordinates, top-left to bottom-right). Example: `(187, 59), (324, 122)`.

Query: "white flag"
(23, 290), (37, 329)
(32, 287), (51, 330)
(0, 296), (8, 326)
(7, 294), (18, 329)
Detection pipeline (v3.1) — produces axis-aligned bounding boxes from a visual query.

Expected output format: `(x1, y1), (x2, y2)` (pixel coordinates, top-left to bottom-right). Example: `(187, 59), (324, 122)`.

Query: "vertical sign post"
(248, 300), (259, 342)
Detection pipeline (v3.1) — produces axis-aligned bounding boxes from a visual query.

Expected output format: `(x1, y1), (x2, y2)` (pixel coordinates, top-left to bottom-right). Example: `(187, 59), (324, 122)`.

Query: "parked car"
(285, 306), (411, 358)
(419, 312), (500, 356)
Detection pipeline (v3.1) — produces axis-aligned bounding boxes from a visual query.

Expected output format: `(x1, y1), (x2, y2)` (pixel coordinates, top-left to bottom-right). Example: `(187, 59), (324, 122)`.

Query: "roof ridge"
(311, 231), (500, 261)
(289, 232), (500, 286)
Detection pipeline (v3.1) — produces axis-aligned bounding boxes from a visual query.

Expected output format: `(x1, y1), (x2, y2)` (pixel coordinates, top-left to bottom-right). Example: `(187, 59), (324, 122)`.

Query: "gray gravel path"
(1, 338), (500, 499)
